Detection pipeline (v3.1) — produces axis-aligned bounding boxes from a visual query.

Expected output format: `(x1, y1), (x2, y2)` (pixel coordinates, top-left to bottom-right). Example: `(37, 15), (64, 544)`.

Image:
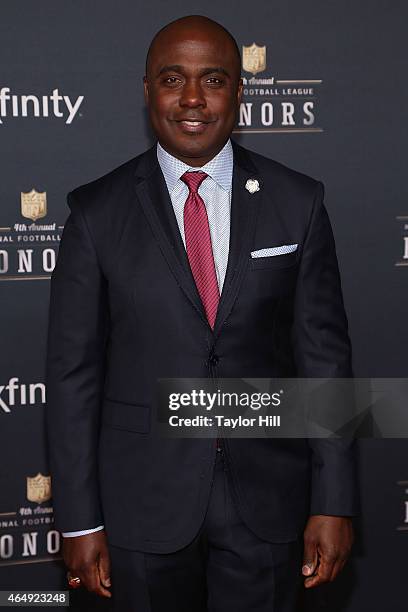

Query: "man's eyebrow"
(201, 66), (230, 78)
(157, 65), (230, 77)
(157, 65), (184, 76)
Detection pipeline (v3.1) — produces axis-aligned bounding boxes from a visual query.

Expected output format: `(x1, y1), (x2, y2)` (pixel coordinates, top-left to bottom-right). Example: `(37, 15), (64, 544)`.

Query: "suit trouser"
(108, 449), (304, 612)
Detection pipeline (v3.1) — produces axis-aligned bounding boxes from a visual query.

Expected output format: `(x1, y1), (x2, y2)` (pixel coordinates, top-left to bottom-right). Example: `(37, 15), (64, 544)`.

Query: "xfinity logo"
(0, 378), (46, 413)
(0, 87), (84, 125)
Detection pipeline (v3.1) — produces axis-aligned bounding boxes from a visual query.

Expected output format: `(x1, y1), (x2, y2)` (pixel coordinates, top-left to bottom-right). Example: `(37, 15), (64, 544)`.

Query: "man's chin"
(162, 135), (226, 165)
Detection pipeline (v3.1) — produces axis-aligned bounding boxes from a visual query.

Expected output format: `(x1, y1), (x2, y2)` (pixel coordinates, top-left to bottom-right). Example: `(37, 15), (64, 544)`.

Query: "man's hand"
(63, 530), (111, 598)
(302, 515), (353, 588)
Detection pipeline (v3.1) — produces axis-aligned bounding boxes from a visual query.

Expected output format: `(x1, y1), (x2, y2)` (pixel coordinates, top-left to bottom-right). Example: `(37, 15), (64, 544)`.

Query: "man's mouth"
(173, 118), (214, 134)
(181, 120), (206, 127)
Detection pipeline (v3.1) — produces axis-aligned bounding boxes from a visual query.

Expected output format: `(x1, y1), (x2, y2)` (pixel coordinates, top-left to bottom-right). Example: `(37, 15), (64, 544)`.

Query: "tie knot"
(181, 171), (208, 193)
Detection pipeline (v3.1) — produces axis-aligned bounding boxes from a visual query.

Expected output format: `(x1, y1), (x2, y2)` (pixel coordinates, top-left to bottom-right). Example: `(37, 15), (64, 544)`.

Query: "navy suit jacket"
(46, 141), (358, 553)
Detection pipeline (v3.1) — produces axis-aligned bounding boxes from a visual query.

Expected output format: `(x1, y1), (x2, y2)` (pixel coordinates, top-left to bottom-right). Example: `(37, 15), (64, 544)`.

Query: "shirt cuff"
(62, 525), (104, 537)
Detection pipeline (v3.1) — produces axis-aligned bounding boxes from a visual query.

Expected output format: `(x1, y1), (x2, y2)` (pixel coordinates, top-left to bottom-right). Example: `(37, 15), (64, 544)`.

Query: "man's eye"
(206, 77), (223, 85)
(163, 77), (181, 85)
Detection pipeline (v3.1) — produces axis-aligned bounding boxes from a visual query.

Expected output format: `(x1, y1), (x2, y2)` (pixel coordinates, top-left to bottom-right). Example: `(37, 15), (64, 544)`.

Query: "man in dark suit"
(46, 14), (358, 612)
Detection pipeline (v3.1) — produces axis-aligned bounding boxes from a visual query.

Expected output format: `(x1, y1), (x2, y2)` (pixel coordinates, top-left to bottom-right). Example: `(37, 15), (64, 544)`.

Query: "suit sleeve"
(45, 191), (109, 532)
(292, 182), (359, 517)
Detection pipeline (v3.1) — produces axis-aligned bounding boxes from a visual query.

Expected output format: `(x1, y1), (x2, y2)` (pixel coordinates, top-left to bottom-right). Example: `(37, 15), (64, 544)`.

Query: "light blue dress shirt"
(62, 140), (234, 537)
(157, 138), (233, 292)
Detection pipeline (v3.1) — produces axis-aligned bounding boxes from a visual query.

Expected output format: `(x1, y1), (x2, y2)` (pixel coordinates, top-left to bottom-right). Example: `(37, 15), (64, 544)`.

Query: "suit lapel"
(133, 148), (208, 325)
(213, 143), (262, 338)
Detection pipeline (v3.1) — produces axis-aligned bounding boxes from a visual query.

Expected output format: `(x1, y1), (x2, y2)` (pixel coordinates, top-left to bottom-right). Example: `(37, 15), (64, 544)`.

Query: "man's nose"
(179, 79), (206, 108)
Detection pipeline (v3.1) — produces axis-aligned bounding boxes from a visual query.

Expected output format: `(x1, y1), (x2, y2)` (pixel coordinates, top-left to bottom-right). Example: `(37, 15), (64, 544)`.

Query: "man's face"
(144, 31), (242, 166)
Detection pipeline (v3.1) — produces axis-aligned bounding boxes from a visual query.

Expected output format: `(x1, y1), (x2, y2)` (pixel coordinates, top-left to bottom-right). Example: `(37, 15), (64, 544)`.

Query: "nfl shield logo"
(26, 473), (52, 504)
(21, 189), (47, 222)
(242, 43), (267, 75)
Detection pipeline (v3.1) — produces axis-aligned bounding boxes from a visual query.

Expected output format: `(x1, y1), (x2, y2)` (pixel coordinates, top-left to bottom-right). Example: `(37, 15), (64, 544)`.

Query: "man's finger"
(81, 563), (112, 598)
(98, 549), (112, 588)
(304, 552), (337, 588)
(302, 538), (318, 576)
(329, 556), (347, 582)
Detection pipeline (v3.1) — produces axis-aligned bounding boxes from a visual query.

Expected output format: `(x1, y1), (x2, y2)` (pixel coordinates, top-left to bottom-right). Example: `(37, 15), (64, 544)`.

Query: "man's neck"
(157, 141), (229, 168)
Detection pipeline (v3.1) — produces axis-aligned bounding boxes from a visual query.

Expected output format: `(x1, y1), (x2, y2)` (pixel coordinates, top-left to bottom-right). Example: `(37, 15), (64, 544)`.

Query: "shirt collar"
(157, 139), (233, 194)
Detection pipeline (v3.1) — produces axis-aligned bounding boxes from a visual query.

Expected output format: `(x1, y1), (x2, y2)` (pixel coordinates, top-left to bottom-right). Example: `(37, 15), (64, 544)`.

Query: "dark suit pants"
(108, 450), (304, 612)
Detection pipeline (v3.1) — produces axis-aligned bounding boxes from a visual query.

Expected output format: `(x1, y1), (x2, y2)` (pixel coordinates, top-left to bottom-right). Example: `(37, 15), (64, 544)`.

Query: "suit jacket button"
(209, 354), (219, 366)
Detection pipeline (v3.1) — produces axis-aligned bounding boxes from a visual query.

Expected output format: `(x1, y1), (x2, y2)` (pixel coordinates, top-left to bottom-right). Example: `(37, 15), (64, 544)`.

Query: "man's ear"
(143, 76), (149, 104)
(237, 77), (243, 105)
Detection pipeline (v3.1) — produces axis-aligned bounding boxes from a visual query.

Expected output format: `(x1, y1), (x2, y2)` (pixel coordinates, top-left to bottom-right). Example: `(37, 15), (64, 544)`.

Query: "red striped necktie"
(181, 171), (220, 329)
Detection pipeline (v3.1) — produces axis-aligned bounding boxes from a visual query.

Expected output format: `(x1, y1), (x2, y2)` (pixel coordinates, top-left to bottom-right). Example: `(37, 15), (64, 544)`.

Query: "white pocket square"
(250, 244), (298, 258)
